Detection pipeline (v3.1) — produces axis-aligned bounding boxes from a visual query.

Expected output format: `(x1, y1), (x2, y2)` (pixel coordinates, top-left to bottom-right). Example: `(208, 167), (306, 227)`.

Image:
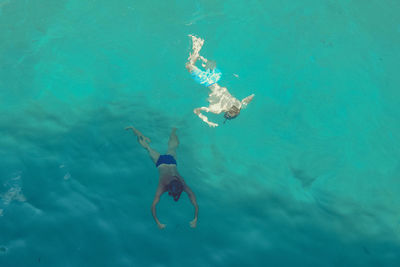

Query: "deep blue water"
(1, 0), (400, 266)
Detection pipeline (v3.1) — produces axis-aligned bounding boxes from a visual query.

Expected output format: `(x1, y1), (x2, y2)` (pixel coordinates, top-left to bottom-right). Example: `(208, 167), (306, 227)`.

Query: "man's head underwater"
(223, 105), (240, 123)
(167, 178), (184, 201)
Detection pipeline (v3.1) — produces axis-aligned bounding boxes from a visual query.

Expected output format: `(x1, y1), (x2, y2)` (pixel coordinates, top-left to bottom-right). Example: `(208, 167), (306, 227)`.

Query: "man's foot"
(188, 34), (204, 61)
(125, 126), (151, 147)
(189, 34), (204, 49)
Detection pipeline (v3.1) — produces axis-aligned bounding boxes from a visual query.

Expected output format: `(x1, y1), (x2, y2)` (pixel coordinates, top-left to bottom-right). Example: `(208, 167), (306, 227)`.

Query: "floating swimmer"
(125, 126), (199, 229)
(186, 35), (255, 127)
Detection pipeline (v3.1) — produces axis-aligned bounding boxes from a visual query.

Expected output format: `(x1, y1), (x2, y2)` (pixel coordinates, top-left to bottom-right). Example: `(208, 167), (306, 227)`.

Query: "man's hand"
(195, 107), (218, 127)
(207, 122), (218, 127)
(157, 223), (166, 230)
(190, 218), (197, 228)
(241, 94), (255, 108)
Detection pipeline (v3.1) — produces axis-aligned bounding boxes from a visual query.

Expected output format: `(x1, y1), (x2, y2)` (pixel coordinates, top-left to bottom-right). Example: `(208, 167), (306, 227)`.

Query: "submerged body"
(126, 126), (198, 229)
(186, 35), (255, 127)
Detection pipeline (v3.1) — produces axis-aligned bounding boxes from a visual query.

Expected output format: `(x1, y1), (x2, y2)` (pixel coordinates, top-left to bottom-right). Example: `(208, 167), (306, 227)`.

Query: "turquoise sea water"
(1, 0), (400, 266)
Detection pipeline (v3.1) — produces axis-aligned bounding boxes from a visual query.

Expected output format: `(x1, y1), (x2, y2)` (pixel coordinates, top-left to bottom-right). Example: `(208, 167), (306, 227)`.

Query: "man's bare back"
(126, 126), (199, 229)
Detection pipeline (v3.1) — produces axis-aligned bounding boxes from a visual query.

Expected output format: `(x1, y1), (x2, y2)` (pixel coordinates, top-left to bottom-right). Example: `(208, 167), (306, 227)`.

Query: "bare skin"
(186, 35), (255, 127)
(125, 126), (199, 229)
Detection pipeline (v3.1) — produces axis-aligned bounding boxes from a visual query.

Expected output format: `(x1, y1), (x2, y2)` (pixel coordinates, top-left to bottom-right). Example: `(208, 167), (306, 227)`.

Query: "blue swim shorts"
(156, 154), (177, 168)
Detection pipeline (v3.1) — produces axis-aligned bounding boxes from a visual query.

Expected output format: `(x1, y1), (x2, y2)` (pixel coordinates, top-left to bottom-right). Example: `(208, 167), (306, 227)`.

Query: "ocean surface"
(1, 0), (400, 266)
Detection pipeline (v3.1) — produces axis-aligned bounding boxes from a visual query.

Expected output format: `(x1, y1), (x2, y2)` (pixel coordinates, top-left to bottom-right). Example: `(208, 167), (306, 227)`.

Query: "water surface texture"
(1, 0), (400, 266)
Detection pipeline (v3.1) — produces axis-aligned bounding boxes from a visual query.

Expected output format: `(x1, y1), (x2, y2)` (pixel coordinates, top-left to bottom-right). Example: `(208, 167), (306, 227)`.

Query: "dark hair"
(224, 106), (240, 121)
(167, 179), (183, 201)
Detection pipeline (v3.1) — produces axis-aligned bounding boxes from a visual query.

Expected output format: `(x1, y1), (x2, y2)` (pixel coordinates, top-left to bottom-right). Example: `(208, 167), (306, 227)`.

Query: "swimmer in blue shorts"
(125, 126), (199, 229)
(186, 35), (255, 127)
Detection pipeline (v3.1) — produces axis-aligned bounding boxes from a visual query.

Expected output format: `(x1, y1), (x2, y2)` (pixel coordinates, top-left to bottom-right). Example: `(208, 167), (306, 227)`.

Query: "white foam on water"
(1, 186), (26, 205)
(0, 173), (26, 214)
(63, 172), (71, 180)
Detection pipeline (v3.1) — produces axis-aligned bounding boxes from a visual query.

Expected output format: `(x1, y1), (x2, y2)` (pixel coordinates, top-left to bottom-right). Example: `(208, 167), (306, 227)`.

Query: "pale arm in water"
(151, 186), (166, 229)
(184, 185), (199, 228)
(193, 107), (218, 127)
(240, 94), (255, 108)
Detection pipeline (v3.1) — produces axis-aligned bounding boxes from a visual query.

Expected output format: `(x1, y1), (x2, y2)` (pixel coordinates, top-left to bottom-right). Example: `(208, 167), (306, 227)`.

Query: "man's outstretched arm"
(193, 107), (218, 127)
(240, 94), (255, 108)
(184, 185), (199, 228)
(151, 186), (166, 229)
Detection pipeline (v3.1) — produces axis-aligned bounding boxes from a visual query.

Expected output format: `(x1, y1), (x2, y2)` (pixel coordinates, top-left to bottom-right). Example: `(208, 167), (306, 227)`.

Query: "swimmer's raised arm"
(240, 94), (255, 109)
(151, 185), (166, 229)
(193, 107), (218, 127)
(184, 185), (198, 228)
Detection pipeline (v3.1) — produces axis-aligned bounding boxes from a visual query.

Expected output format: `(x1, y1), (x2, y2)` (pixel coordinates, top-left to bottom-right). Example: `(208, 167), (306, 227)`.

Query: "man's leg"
(167, 128), (179, 159)
(145, 144), (160, 165)
(188, 35), (204, 63)
(126, 126), (160, 164)
(186, 35), (207, 72)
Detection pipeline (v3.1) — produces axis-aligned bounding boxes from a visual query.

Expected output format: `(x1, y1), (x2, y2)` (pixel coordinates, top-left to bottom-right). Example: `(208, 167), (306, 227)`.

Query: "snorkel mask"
(223, 106), (240, 123)
(167, 179), (183, 201)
